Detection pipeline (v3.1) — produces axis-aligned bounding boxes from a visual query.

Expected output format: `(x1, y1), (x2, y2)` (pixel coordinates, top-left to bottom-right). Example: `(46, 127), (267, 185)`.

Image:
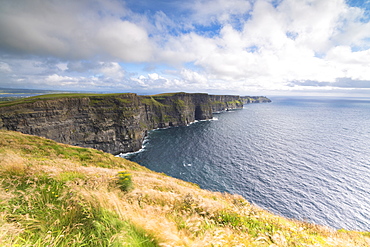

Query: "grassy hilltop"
(0, 130), (369, 246)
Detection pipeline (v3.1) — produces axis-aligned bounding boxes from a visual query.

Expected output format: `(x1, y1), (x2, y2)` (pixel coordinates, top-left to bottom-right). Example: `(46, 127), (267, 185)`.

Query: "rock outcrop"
(0, 92), (270, 154)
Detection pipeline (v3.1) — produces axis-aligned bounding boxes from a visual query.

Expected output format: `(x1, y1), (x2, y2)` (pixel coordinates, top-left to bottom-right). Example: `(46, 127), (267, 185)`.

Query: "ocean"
(122, 97), (370, 231)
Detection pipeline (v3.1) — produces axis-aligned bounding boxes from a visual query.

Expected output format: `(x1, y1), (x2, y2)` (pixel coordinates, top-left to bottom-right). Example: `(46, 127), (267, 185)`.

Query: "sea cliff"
(0, 92), (270, 154)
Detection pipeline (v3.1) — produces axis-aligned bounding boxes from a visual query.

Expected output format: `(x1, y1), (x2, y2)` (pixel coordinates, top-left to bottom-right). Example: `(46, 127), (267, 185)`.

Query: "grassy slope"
(0, 130), (369, 247)
(0, 93), (129, 108)
(0, 92), (184, 109)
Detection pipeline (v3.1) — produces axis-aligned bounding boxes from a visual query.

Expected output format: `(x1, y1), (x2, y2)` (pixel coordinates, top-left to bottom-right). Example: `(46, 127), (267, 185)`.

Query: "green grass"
(57, 171), (87, 182)
(174, 99), (185, 109)
(21, 140), (98, 163)
(0, 130), (141, 170)
(140, 96), (166, 107)
(88, 95), (135, 107)
(212, 210), (281, 238)
(121, 222), (159, 247)
(1, 173), (120, 246)
(0, 167), (158, 247)
(0, 93), (134, 108)
(151, 92), (186, 97)
(227, 100), (242, 105)
(116, 171), (134, 192)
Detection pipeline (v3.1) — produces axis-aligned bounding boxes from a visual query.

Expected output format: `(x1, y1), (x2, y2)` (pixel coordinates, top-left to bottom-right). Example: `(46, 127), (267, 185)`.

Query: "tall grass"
(1, 130), (369, 246)
(116, 171), (134, 192)
(0, 165), (158, 246)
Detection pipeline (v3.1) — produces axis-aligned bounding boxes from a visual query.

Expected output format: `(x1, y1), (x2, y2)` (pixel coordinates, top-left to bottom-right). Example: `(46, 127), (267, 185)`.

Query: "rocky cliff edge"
(0, 92), (271, 154)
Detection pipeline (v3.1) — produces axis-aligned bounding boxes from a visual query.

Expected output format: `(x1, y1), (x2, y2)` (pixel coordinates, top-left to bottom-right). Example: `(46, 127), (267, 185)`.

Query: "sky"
(0, 0), (370, 96)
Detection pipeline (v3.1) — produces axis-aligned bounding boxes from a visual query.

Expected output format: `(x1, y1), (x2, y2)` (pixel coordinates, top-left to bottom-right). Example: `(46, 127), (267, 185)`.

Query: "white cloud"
(0, 0), (153, 61)
(97, 62), (125, 80)
(96, 20), (153, 62)
(326, 46), (370, 64)
(0, 0), (370, 95)
(157, 32), (217, 65)
(131, 73), (170, 89)
(325, 47), (370, 82)
(66, 61), (125, 81)
(180, 69), (208, 84)
(46, 74), (77, 84)
(148, 73), (160, 80)
(276, 0), (347, 52)
(173, 0), (370, 92)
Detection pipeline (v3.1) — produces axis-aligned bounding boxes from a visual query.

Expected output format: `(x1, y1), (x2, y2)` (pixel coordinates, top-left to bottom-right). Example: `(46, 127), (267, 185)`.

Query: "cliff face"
(0, 93), (270, 154)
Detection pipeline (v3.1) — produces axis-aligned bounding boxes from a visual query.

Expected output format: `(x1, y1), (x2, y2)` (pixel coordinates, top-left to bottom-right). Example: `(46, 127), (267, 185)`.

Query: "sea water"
(123, 97), (370, 231)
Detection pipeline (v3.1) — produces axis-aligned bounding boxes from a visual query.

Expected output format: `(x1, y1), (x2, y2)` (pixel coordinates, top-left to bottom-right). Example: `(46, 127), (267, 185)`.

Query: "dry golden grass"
(0, 130), (369, 246)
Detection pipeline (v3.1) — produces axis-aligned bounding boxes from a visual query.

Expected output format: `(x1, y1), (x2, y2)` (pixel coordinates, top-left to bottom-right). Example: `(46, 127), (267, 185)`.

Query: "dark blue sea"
(122, 97), (370, 231)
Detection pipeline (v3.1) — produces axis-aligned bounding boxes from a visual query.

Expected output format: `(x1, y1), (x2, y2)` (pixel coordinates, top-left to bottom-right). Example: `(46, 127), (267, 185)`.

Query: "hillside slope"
(0, 130), (369, 246)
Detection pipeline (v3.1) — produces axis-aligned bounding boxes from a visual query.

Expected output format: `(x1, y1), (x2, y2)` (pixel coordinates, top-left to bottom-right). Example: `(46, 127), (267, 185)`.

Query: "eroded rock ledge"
(0, 92), (270, 154)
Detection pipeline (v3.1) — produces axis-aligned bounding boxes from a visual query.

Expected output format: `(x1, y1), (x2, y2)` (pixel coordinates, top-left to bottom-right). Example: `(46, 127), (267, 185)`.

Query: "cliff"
(0, 92), (271, 154)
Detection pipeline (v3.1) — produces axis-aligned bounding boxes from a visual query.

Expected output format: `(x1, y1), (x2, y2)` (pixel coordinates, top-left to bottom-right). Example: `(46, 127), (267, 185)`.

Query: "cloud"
(96, 20), (153, 62)
(98, 62), (125, 80)
(45, 74), (78, 85)
(66, 61), (125, 81)
(326, 45), (370, 65)
(0, 0), (370, 95)
(170, 0), (370, 92)
(0, 57), (129, 90)
(333, 78), (370, 88)
(130, 73), (171, 91)
(0, 0), (153, 61)
(180, 69), (208, 84)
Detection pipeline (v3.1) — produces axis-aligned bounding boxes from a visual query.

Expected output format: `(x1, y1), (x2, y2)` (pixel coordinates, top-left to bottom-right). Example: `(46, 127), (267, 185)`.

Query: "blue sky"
(0, 0), (370, 96)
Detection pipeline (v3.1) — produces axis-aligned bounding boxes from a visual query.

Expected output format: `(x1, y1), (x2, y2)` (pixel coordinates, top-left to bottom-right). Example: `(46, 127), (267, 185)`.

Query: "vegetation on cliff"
(1, 130), (369, 246)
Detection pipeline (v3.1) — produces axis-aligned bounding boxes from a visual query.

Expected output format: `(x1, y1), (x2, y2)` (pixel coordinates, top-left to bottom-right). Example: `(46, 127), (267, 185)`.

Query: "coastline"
(0, 92), (270, 154)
